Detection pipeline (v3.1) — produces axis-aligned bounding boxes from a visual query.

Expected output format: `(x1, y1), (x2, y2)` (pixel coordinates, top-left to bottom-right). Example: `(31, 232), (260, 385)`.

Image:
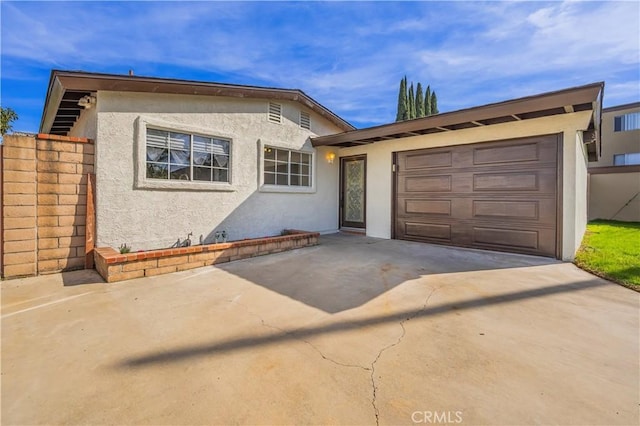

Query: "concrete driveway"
(2, 233), (638, 425)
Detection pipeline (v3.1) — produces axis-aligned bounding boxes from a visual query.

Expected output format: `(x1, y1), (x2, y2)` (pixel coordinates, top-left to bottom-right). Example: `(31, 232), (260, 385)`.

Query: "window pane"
(193, 167), (211, 181)
(614, 116), (622, 132)
(276, 149), (288, 162)
(614, 113), (640, 132)
(170, 164), (190, 180)
(264, 147), (276, 160)
(147, 129), (168, 148)
(213, 169), (228, 182)
(169, 132), (190, 150)
(213, 139), (230, 155)
(276, 174), (288, 185)
(291, 175), (300, 186)
(300, 164), (309, 175)
(628, 153), (640, 165)
(213, 154), (229, 168)
(291, 152), (301, 163)
(170, 150), (190, 165)
(276, 163), (288, 173)
(613, 154), (625, 165)
(301, 153), (310, 165)
(193, 151), (211, 166)
(147, 147), (168, 163)
(301, 176), (309, 187)
(147, 163), (168, 179)
(264, 160), (276, 173)
(627, 113), (640, 131)
(169, 164), (190, 180)
(264, 172), (276, 185)
(291, 163), (300, 174)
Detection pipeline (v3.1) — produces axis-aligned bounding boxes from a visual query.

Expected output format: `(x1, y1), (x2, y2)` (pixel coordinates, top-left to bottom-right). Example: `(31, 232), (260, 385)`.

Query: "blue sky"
(1, 1), (639, 133)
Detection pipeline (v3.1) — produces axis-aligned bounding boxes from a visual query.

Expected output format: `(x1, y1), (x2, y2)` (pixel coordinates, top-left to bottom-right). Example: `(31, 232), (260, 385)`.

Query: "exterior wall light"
(326, 152), (336, 164)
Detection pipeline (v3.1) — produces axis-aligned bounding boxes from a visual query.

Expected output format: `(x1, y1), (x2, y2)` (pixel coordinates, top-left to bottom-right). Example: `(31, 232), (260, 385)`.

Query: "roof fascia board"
(50, 71), (354, 131)
(39, 76), (65, 134)
(312, 83), (604, 147)
(602, 101), (640, 113)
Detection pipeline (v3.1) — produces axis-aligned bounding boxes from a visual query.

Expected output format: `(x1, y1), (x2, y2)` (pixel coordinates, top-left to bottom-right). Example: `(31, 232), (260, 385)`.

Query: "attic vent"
(268, 102), (282, 124)
(300, 111), (311, 130)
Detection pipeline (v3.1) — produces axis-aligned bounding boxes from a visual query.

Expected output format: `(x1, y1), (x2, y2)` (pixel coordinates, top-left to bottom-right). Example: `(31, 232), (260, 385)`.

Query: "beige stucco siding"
(589, 172), (640, 221)
(93, 91), (342, 251)
(336, 111), (593, 260)
(572, 131), (589, 256)
(591, 104), (640, 167)
(68, 105), (97, 140)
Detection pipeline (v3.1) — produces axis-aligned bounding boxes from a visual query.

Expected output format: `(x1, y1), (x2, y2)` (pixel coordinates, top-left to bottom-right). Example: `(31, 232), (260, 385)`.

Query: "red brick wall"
(1, 134), (95, 279)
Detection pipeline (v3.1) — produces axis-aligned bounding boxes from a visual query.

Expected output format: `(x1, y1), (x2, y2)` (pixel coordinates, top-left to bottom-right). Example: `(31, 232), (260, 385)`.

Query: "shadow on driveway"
(215, 233), (559, 313)
(114, 277), (606, 369)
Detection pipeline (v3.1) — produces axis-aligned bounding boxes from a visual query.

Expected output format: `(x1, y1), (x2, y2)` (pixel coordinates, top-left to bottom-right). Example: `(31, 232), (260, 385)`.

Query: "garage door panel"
(395, 135), (559, 257)
(473, 169), (556, 192)
(473, 227), (539, 250)
(403, 150), (452, 170)
(473, 200), (538, 220)
(404, 175), (452, 192)
(472, 199), (556, 223)
(405, 199), (452, 216)
(473, 172), (538, 191)
(473, 142), (539, 165)
(472, 227), (557, 256)
(404, 222), (452, 241)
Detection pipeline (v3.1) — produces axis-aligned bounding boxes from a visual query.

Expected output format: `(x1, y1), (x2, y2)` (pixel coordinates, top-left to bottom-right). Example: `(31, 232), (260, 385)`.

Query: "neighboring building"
(1, 71), (604, 279)
(588, 102), (640, 222)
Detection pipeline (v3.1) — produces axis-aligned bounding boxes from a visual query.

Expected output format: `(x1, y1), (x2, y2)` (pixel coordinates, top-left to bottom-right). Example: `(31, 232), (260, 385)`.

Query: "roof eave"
(311, 82), (605, 147)
(40, 70), (355, 135)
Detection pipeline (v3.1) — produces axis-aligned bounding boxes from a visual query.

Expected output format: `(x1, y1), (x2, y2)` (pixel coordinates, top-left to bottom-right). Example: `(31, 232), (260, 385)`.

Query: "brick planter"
(94, 230), (319, 283)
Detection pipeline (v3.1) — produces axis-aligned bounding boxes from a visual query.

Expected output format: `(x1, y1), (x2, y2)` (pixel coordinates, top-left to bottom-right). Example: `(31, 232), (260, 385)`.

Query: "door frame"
(340, 155), (367, 229)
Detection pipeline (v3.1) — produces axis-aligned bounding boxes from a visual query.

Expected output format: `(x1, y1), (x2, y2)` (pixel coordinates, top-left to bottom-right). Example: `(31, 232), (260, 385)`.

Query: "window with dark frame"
(263, 146), (312, 187)
(146, 128), (230, 183)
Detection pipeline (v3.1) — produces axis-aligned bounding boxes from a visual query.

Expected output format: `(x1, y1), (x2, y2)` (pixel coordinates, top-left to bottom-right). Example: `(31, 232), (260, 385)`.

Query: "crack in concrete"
(228, 285), (442, 426)
(228, 298), (370, 371)
(369, 286), (442, 426)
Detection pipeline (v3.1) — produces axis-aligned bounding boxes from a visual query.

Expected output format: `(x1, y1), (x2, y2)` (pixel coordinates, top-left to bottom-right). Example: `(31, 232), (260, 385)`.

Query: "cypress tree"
(425, 85), (432, 116)
(396, 76), (408, 122)
(430, 91), (439, 115)
(415, 83), (424, 118)
(408, 83), (415, 120)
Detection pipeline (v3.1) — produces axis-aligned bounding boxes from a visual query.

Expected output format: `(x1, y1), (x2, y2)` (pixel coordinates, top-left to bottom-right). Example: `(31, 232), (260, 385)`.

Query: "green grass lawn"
(575, 220), (640, 291)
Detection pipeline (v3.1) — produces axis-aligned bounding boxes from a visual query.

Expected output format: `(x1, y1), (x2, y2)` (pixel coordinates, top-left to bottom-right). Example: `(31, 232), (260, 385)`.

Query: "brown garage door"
(395, 134), (560, 258)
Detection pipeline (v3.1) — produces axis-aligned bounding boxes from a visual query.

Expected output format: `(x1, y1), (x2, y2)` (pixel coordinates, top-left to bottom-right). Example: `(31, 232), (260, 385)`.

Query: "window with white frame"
(263, 146), (312, 187)
(614, 112), (640, 132)
(613, 152), (640, 166)
(146, 128), (230, 182)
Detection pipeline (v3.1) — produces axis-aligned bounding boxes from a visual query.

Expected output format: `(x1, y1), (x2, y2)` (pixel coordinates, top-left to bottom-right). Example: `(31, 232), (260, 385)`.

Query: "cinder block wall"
(1, 134), (95, 279)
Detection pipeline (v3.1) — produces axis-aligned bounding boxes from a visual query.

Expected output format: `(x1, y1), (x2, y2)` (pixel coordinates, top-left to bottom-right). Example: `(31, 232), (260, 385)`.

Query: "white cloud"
(1, 1), (638, 130)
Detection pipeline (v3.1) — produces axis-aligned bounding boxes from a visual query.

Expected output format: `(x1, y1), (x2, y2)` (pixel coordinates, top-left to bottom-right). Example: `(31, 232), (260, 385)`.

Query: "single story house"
(0, 70), (604, 279)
